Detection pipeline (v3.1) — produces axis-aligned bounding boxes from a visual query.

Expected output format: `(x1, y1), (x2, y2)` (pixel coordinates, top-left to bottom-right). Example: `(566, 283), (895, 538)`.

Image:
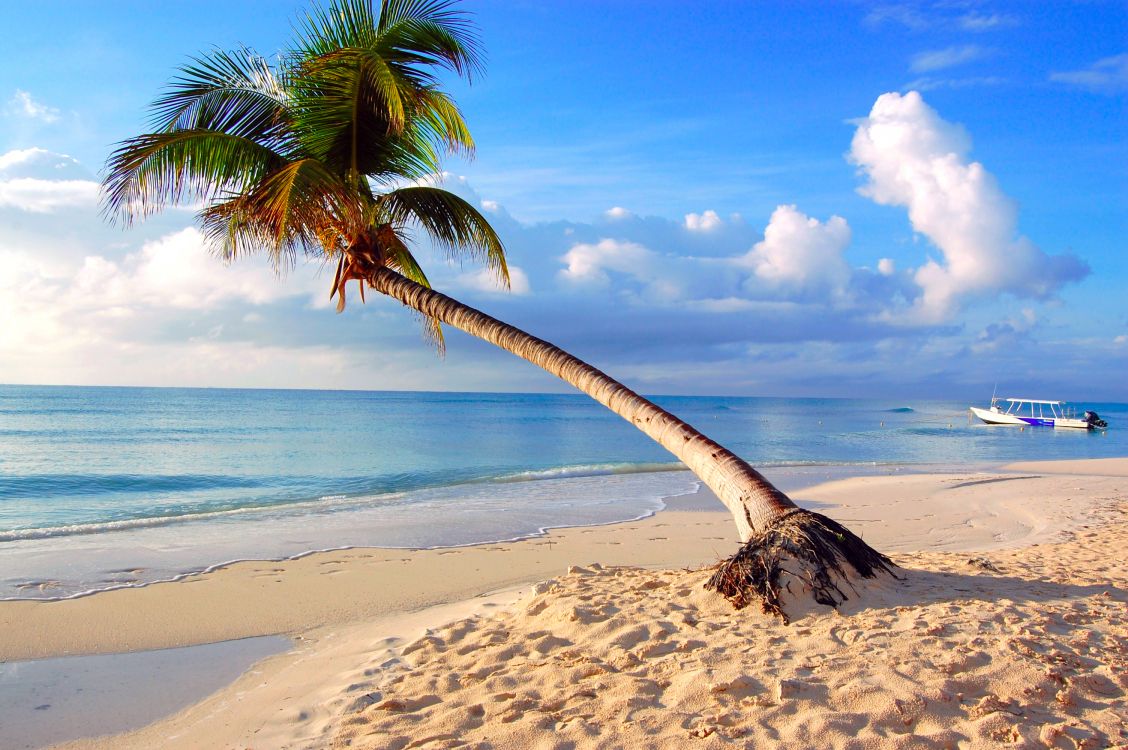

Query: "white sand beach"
(5, 458), (1125, 749)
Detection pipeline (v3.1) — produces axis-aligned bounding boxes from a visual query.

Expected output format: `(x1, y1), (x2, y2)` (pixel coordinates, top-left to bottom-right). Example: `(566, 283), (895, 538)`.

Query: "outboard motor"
(1084, 411), (1108, 429)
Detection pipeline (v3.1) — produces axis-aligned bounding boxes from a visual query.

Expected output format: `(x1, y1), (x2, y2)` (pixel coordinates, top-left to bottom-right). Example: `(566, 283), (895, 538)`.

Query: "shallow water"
(1, 385), (1124, 599)
(0, 635), (290, 749)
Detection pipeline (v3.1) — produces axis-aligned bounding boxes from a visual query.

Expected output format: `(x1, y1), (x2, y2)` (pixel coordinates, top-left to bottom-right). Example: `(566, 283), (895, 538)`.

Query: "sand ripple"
(334, 508), (1128, 749)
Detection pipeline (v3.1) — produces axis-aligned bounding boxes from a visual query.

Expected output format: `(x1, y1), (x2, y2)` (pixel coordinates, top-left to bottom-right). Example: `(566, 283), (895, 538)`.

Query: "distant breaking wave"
(884, 407), (915, 413)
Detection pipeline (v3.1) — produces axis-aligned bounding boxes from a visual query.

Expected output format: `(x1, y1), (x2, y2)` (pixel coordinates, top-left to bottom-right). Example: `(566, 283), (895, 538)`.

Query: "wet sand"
(3, 458), (1122, 748)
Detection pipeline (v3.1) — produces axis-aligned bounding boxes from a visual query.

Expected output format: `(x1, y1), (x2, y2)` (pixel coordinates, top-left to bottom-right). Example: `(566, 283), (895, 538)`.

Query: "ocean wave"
(489, 462), (685, 483)
(0, 473), (266, 499)
(0, 459), (916, 544)
(0, 462), (689, 542)
(0, 490), (405, 542)
(884, 407), (915, 413)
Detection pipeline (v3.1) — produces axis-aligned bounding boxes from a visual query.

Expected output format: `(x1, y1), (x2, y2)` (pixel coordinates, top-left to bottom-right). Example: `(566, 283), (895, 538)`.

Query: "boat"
(969, 397), (1108, 430)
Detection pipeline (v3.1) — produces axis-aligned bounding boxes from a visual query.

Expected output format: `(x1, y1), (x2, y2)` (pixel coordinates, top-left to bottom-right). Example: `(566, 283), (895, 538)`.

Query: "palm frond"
(377, 0), (484, 80)
(294, 0), (379, 56)
(415, 88), (474, 156)
(198, 158), (356, 268)
(150, 47), (292, 147)
(375, 186), (508, 285)
(102, 130), (287, 224)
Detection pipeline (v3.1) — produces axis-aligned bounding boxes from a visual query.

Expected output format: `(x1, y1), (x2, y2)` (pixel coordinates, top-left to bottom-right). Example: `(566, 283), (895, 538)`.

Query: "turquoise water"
(1, 385), (1124, 599)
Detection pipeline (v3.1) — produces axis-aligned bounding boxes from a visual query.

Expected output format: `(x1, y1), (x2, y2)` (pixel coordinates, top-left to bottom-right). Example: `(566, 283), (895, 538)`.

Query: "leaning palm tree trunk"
(369, 267), (896, 620)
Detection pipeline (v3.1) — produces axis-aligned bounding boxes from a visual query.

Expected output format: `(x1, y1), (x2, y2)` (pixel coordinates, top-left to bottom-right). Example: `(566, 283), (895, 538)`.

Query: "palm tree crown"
(103, 0), (507, 351)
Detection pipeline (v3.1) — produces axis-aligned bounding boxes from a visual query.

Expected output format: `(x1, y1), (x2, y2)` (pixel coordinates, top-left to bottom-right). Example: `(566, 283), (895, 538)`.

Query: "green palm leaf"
(375, 186), (508, 284)
(102, 130), (287, 223)
(103, 0), (506, 351)
(150, 48), (291, 144)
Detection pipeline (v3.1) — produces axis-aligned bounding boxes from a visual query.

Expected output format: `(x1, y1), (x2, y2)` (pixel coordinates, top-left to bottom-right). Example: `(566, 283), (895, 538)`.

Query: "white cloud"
(457, 265), (531, 296)
(0, 177), (99, 212)
(910, 45), (988, 73)
(739, 205), (851, 296)
(684, 210), (722, 232)
(1050, 53), (1128, 94)
(849, 91), (1087, 323)
(903, 76), (1005, 92)
(5, 90), (60, 123)
(864, 4), (930, 30)
(480, 199), (500, 212)
(604, 206), (633, 220)
(877, 258), (896, 276)
(0, 147), (99, 212)
(959, 12), (1018, 32)
(558, 238), (653, 286)
(123, 227), (308, 308)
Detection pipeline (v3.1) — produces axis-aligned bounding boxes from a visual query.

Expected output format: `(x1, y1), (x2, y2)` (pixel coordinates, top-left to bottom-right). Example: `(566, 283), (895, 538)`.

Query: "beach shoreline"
(3, 457), (1125, 749)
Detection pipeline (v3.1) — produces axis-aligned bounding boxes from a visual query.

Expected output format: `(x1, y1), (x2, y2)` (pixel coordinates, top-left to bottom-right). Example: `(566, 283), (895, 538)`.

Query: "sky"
(0, 0), (1125, 400)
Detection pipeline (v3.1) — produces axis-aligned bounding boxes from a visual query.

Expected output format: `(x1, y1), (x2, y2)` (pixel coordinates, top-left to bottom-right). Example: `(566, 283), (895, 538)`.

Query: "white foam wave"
(490, 462), (685, 483)
(0, 462), (696, 543)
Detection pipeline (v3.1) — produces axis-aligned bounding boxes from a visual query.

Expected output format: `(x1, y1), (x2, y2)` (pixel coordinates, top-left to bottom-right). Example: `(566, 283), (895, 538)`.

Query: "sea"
(1, 384), (1124, 601)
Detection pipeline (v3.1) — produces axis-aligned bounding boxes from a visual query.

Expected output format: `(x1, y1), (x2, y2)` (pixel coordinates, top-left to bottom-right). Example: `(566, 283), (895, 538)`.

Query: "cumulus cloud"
(558, 238), (654, 287)
(971, 308), (1036, 354)
(1050, 53), (1128, 94)
(910, 45), (989, 73)
(121, 227), (311, 308)
(603, 206), (633, 220)
(877, 258), (896, 276)
(849, 90), (1088, 323)
(0, 177), (99, 212)
(0, 147), (100, 211)
(5, 90), (60, 123)
(739, 205), (851, 297)
(684, 210), (722, 232)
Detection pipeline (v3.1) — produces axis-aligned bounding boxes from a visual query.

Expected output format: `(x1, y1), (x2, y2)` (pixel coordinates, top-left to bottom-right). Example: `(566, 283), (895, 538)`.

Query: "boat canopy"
(1004, 398), (1064, 405)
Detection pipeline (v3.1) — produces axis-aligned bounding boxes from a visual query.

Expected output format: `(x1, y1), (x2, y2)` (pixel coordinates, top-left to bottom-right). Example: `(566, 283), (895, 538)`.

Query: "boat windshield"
(1003, 399), (1065, 419)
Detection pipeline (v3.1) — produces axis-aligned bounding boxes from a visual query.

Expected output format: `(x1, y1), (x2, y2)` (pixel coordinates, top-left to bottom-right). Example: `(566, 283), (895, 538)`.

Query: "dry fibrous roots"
(705, 508), (898, 623)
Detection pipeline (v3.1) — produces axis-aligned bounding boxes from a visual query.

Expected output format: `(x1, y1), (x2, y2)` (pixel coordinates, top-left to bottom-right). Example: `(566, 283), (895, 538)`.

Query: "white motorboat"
(969, 397), (1107, 430)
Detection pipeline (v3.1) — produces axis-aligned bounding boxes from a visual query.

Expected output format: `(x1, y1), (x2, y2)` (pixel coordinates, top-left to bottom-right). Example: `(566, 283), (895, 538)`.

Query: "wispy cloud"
(958, 12), (1019, 32)
(910, 45), (989, 73)
(903, 75), (1005, 92)
(864, 3), (931, 31)
(1050, 53), (1128, 94)
(866, 4), (1019, 33)
(5, 90), (60, 123)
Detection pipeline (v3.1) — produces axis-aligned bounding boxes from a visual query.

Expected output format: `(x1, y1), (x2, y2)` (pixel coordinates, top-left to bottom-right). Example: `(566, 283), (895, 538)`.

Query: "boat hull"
(969, 407), (1093, 429)
(969, 406), (1027, 426)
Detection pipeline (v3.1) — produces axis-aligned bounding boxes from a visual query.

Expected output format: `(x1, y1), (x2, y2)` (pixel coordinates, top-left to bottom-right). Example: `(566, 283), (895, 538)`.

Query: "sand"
(8, 459), (1126, 749)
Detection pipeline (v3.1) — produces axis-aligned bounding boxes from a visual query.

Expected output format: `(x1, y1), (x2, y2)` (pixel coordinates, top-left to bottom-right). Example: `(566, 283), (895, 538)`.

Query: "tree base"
(705, 509), (898, 623)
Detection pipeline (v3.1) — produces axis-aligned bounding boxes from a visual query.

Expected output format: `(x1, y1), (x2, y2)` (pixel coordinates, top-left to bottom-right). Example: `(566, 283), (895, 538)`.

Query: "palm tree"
(102, 0), (894, 620)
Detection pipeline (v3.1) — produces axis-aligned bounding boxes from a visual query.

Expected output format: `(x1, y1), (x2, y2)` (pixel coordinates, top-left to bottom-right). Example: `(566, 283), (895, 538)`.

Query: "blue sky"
(0, 1), (1125, 400)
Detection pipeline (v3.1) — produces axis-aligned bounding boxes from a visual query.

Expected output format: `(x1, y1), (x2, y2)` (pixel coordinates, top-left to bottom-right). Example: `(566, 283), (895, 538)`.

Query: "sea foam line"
(0, 480), (705, 602)
(0, 462), (689, 542)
